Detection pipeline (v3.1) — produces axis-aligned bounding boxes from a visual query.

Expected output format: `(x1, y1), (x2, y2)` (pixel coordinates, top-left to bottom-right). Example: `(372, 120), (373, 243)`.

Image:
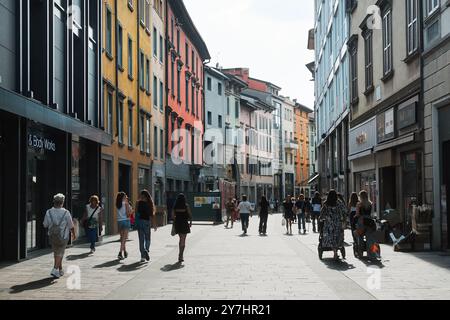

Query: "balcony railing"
(284, 139), (299, 150)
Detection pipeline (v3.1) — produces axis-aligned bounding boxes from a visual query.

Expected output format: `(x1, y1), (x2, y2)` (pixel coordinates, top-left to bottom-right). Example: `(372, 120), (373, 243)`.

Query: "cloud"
(184, 0), (315, 108)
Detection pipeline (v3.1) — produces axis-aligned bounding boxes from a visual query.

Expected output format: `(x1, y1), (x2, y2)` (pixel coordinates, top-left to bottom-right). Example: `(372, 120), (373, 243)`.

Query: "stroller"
(318, 220), (346, 260)
(353, 216), (382, 261)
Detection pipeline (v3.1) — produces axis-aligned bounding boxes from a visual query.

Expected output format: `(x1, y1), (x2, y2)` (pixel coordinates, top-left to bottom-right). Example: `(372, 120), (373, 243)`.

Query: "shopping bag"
(282, 218), (286, 226)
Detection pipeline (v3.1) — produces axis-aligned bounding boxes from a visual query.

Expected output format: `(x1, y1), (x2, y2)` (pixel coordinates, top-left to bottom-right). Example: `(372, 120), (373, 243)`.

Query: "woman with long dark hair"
(311, 192), (322, 233)
(136, 190), (157, 262)
(348, 192), (359, 240)
(319, 190), (346, 260)
(116, 192), (134, 260)
(282, 195), (295, 235)
(172, 194), (192, 263)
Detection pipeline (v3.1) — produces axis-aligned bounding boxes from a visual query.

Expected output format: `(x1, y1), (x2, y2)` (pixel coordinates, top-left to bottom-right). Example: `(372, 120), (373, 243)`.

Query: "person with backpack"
(43, 193), (76, 278)
(82, 195), (103, 254)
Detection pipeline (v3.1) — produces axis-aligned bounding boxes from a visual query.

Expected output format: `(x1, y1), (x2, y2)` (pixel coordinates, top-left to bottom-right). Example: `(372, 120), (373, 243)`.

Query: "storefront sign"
(377, 108), (395, 143)
(349, 117), (377, 157)
(398, 102), (417, 129)
(28, 133), (56, 152)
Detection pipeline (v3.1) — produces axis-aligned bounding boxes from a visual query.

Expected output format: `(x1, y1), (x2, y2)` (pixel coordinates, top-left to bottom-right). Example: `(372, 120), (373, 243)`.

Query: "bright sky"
(184, 0), (315, 109)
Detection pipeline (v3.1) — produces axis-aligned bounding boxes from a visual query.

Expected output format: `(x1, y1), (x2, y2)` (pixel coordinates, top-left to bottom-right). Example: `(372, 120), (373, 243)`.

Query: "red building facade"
(165, 0), (210, 193)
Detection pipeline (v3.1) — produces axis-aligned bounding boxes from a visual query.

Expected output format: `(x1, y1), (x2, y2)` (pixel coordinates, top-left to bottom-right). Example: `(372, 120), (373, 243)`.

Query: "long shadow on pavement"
(357, 257), (386, 269)
(161, 262), (185, 272)
(117, 261), (147, 272)
(321, 258), (356, 271)
(66, 252), (91, 261)
(93, 260), (121, 268)
(9, 277), (57, 294)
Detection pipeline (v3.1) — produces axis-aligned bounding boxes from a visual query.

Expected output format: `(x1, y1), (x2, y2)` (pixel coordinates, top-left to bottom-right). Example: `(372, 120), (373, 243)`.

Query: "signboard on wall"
(398, 102), (417, 129)
(377, 108), (395, 143)
(349, 117), (377, 157)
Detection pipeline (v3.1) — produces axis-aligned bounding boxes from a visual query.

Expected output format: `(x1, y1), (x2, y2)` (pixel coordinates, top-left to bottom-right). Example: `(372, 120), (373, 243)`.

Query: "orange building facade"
(294, 104), (312, 196)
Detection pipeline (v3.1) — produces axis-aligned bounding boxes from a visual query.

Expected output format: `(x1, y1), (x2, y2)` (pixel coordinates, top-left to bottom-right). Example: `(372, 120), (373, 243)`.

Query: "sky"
(183, 0), (315, 109)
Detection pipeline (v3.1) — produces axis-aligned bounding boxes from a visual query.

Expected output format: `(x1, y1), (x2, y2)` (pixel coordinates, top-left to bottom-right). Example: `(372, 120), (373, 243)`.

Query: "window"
(227, 97), (230, 115)
(171, 18), (174, 43)
(154, 126), (158, 158)
(348, 36), (358, 104)
(192, 51), (195, 72)
(185, 43), (189, 66)
(140, 114), (145, 152)
(145, 0), (150, 29)
(171, 59), (175, 96)
(406, 0), (418, 55)
(218, 115), (223, 128)
(128, 36), (133, 79)
(117, 24), (123, 68)
(177, 29), (180, 52)
(117, 99), (124, 144)
(185, 76), (189, 112)
(153, 27), (157, 57)
(159, 35), (163, 63)
(235, 101), (239, 118)
(160, 129), (164, 159)
(159, 81), (164, 111)
(218, 83), (222, 95)
(128, 107), (133, 147)
(382, 8), (393, 76)
(146, 117), (150, 154)
(363, 30), (373, 91)
(106, 91), (113, 134)
(153, 76), (158, 107)
(426, 0), (440, 16)
(207, 112), (212, 125)
(191, 82), (195, 114)
(177, 67), (181, 102)
(146, 58), (150, 92)
(139, 51), (145, 89)
(139, 0), (145, 25)
(106, 7), (112, 55)
(207, 77), (212, 91)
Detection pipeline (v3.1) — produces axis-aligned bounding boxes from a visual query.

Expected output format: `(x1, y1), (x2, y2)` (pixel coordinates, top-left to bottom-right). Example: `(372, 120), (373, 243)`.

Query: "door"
(443, 141), (450, 249)
(0, 120), (3, 260)
(119, 163), (131, 199)
(101, 159), (113, 235)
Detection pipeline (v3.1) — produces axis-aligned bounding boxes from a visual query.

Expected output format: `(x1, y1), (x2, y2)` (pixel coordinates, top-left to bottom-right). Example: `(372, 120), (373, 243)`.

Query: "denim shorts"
(118, 220), (131, 231)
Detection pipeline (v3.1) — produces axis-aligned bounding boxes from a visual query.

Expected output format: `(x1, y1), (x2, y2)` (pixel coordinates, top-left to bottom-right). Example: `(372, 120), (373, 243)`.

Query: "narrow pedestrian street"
(0, 213), (449, 300)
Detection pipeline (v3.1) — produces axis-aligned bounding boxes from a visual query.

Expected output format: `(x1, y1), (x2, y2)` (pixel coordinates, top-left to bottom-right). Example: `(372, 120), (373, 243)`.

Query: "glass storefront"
(355, 170), (377, 214)
(402, 151), (423, 231)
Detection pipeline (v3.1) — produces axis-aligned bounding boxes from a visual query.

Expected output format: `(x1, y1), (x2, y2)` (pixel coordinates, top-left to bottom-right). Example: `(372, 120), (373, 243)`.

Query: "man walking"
(237, 195), (253, 235)
(295, 194), (307, 234)
(225, 198), (235, 228)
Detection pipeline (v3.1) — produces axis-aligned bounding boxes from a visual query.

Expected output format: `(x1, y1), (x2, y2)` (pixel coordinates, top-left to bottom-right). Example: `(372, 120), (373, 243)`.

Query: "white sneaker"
(140, 258), (146, 263)
(50, 268), (60, 278)
(58, 269), (64, 277)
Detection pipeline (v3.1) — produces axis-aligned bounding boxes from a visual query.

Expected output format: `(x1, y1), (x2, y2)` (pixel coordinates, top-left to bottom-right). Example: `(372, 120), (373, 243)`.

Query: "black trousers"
(259, 214), (268, 234)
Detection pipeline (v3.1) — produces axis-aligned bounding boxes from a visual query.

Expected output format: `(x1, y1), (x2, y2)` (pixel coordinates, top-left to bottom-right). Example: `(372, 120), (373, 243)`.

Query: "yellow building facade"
(101, 0), (156, 234)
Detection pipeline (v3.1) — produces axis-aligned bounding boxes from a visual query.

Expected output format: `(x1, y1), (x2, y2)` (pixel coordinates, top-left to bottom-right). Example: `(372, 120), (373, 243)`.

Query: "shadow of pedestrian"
(358, 257), (386, 268)
(93, 260), (121, 268)
(117, 261), (147, 272)
(321, 259), (356, 271)
(9, 277), (56, 294)
(160, 262), (185, 272)
(66, 252), (91, 261)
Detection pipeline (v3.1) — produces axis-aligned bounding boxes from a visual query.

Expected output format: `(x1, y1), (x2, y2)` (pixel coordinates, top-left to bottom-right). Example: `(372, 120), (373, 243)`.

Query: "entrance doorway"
(119, 163), (131, 199)
(442, 141), (450, 249)
(101, 159), (113, 235)
(380, 167), (397, 211)
(0, 121), (3, 260)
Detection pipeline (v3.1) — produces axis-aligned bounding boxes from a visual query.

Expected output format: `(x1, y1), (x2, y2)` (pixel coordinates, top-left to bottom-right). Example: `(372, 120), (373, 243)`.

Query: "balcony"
(284, 139), (299, 150)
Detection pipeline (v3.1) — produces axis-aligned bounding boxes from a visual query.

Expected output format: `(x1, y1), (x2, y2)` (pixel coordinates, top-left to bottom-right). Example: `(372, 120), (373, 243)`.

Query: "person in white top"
(116, 192), (134, 260)
(82, 195), (104, 254)
(237, 195), (254, 236)
(43, 193), (75, 279)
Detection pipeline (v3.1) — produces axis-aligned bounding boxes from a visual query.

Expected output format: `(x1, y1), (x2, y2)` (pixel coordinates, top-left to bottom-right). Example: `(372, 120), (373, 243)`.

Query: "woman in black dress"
(259, 196), (270, 235)
(282, 196), (295, 235)
(172, 194), (192, 263)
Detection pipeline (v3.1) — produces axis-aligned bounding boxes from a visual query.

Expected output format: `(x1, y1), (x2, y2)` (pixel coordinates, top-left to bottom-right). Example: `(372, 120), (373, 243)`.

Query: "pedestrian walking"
(136, 190), (157, 262)
(232, 198), (240, 222)
(348, 192), (359, 242)
(225, 198), (235, 229)
(311, 192), (322, 233)
(295, 194), (307, 234)
(82, 195), (103, 254)
(172, 194), (192, 263)
(237, 195), (253, 235)
(258, 196), (270, 235)
(43, 193), (76, 278)
(282, 196), (295, 235)
(319, 190), (346, 261)
(116, 192), (133, 260)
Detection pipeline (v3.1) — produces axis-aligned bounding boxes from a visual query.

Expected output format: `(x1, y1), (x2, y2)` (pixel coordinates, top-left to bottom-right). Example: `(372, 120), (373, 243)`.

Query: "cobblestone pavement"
(1, 214), (450, 300)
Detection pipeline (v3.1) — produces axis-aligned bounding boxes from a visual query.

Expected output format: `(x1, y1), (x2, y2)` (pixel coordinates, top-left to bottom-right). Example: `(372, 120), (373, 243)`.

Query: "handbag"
(282, 218), (286, 226)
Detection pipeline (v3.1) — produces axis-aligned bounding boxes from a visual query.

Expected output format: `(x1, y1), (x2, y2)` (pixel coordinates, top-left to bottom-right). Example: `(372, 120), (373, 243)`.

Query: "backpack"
(48, 210), (69, 246)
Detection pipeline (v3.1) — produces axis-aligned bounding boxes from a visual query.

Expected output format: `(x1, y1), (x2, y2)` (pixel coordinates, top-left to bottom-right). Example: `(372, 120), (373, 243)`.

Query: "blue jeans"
(240, 213), (250, 232)
(297, 213), (306, 231)
(87, 227), (97, 250)
(137, 220), (151, 258)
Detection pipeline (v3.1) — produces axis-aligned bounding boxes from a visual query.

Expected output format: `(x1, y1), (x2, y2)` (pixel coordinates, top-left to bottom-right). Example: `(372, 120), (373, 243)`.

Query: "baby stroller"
(353, 216), (381, 261)
(318, 220), (346, 260)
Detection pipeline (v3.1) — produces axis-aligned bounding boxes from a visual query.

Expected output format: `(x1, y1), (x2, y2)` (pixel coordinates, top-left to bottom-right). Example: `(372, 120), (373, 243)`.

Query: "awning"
(374, 132), (415, 153)
(308, 174), (320, 184)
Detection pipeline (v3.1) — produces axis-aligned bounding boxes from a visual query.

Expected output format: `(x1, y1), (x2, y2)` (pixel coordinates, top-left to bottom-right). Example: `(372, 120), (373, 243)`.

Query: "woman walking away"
(259, 196), (270, 235)
(225, 198), (235, 229)
(295, 194), (307, 234)
(116, 192), (133, 260)
(136, 190), (157, 262)
(237, 195), (253, 235)
(311, 192), (322, 233)
(172, 194), (192, 263)
(82, 195), (103, 254)
(282, 196), (295, 235)
(43, 193), (76, 278)
(357, 190), (373, 218)
(348, 192), (359, 241)
(319, 190), (346, 261)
